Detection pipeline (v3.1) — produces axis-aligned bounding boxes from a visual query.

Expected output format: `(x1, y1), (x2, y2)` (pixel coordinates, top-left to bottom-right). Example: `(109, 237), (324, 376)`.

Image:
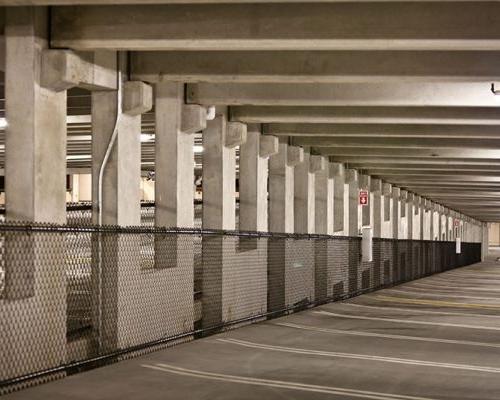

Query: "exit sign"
(359, 190), (369, 206)
(454, 219), (460, 227)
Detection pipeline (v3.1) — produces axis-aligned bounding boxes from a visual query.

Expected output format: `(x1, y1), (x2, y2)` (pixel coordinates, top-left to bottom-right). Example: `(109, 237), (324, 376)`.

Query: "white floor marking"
(272, 322), (500, 349)
(384, 288), (500, 301)
(141, 363), (439, 400)
(218, 338), (500, 374)
(314, 310), (500, 331)
(408, 282), (500, 293)
(339, 302), (500, 319)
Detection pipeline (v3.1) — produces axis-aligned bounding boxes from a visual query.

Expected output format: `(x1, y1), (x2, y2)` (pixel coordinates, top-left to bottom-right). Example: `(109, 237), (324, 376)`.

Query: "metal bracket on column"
(41, 49), (117, 92)
(225, 122), (247, 148)
(182, 104), (207, 134)
(123, 81), (153, 116)
(287, 146), (304, 166)
(310, 155), (327, 173)
(259, 135), (279, 158)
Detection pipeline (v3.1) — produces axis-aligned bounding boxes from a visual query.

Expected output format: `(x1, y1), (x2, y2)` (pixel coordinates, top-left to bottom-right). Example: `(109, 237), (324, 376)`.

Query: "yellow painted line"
(374, 295), (500, 310)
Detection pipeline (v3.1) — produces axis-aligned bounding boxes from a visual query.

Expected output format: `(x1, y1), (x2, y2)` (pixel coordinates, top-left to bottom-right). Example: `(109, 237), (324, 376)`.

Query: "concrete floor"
(6, 253), (500, 400)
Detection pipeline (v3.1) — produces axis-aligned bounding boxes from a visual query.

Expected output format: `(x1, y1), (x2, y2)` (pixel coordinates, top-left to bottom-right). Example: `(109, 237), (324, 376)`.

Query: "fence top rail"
(0, 221), (359, 240)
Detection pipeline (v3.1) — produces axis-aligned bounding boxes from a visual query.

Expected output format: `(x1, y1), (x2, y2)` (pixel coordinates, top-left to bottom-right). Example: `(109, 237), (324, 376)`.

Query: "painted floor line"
(272, 322), (500, 349)
(314, 309), (500, 331)
(339, 302), (500, 319)
(218, 338), (500, 374)
(408, 282), (500, 293)
(373, 294), (500, 311)
(141, 363), (438, 400)
(384, 288), (500, 301)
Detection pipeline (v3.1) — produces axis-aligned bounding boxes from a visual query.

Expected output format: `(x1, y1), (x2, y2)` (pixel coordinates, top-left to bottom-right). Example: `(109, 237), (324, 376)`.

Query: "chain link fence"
(0, 221), (481, 394)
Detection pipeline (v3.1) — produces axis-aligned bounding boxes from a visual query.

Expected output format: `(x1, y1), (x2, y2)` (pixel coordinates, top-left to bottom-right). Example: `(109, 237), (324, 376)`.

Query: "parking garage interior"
(0, 2), (498, 399)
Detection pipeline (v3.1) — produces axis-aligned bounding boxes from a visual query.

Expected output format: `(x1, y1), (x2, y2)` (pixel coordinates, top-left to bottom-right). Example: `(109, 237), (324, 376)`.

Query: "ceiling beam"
(51, 3), (500, 51)
(315, 147), (500, 158)
(187, 82), (498, 107)
(231, 106), (500, 125)
(294, 137), (500, 148)
(131, 51), (500, 83)
(265, 123), (500, 138)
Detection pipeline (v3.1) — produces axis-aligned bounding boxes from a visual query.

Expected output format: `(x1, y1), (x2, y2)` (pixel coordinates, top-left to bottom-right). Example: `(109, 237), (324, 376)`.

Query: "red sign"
(454, 219), (460, 227)
(359, 190), (369, 206)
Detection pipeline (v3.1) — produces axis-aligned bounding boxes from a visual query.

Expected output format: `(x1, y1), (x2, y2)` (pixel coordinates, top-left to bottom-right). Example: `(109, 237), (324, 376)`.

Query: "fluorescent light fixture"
(67, 155), (91, 160)
(194, 145), (203, 153)
(0, 118), (7, 129)
(140, 133), (154, 142)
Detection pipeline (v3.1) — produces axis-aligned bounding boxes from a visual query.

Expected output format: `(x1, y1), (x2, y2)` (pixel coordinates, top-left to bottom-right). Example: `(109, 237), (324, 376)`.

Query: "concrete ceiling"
(1, 1), (500, 222)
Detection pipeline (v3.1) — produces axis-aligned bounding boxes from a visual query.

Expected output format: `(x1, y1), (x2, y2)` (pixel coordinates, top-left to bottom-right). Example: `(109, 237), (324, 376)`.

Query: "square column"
(314, 157), (332, 235)
(371, 179), (382, 238)
(269, 141), (303, 233)
(346, 169), (359, 236)
(382, 183), (393, 238)
(91, 72), (152, 351)
(359, 174), (371, 228)
(392, 187), (401, 239)
(332, 163), (346, 234)
(294, 150), (320, 234)
(239, 127), (278, 232)
(407, 193), (415, 240)
(2, 6), (67, 382)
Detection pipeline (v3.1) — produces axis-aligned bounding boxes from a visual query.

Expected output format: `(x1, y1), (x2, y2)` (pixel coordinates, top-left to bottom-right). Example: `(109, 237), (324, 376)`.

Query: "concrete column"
(2, 6), (67, 382)
(419, 198), (426, 240)
(152, 82), (205, 340)
(482, 222), (489, 261)
(314, 158), (334, 235)
(392, 187), (401, 239)
(202, 112), (250, 329)
(407, 193), (415, 240)
(382, 182), (393, 238)
(332, 163), (346, 234)
(400, 190), (408, 239)
(240, 127), (278, 232)
(346, 169), (359, 236)
(429, 202), (436, 241)
(359, 174), (371, 228)
(91, 72), (152, 351)
(269, 141), (302, 233)
(92, 72), (147, 226)
(371, 179), (382, 238)
(412, 195), (421, 240)
(155, 82), (197, 229)
(294, 150), (323, 234)
(203, 112), (246, 230)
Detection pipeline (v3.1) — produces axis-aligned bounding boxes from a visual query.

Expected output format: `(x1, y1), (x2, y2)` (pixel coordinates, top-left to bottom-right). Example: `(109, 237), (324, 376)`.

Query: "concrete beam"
(131, 51), (500, 83)
(287, 146), (304, 166)
(52, 3), (500, 51)
(181, 104), (207, 134)
(231, 106), (500, 126)
(225, 122), (247, 148)
(259, 135), (279, 158)
(310, 155), (327, 173)
(122, 81), (152, 116)
(266, 123), (500, 139)
(317, 147), (500, 158)
(187, 82), (499, 107)
(41, 49), (117, 91)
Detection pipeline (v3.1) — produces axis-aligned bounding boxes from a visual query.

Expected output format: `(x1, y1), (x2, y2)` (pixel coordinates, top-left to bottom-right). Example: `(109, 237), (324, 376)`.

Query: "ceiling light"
(194, 145), (204, 153)
(0, 118), (7, 129)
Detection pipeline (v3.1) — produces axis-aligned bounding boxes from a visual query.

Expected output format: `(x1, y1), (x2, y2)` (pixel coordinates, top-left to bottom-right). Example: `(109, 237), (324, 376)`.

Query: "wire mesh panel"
(0, 221), (482, 394)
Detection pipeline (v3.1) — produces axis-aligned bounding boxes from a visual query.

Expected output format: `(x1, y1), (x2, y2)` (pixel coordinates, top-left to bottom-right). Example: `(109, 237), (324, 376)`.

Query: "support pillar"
(482, 222), (489, 261)
(269, 141), (303, 233)
(346, 169), (359, 237)
(91, 70), (152, 351)
(2, 6), (67, 382)
(407, 193), (415, 240)
(239, 127), (278, 232)
(332, 163), (346, 234)
(371, 179), (382, 238)
(314, 158), (334, 235)
(359, 175), (371, 228)
(154, 82), (203, 340)
(382, 183), (393, 238)
(392, 187), (401, 240)
(202, 112), (249, 328)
